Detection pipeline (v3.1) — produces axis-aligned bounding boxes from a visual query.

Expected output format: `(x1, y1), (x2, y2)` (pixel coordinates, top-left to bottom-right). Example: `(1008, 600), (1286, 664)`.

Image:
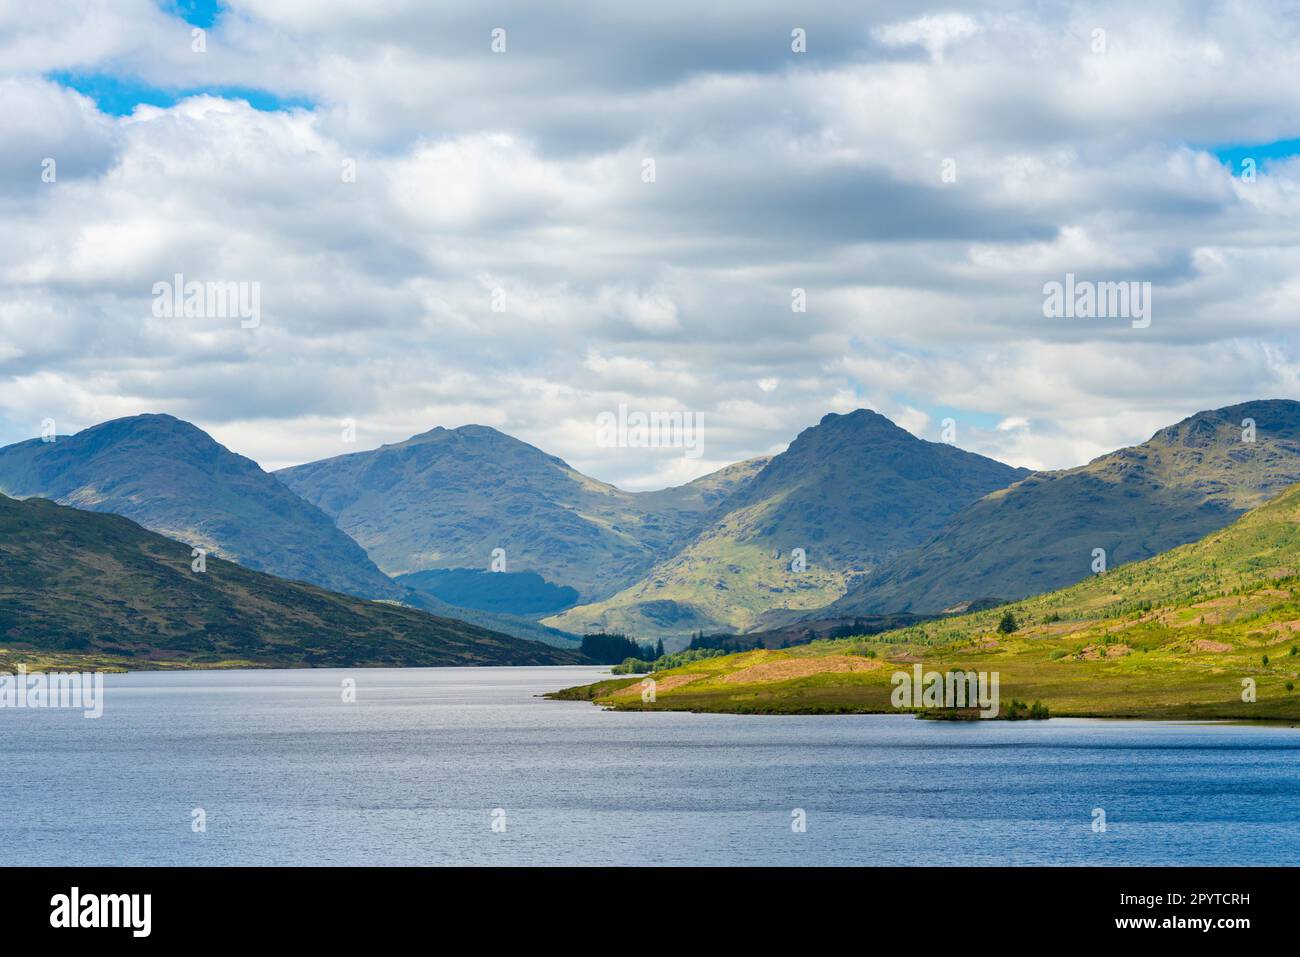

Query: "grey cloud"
(3, 1), (1300, 487)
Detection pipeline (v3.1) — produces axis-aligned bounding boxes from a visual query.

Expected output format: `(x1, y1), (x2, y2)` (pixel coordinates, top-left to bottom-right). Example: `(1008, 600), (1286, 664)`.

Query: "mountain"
(828, 399), (1300, 617)
(276, 424), (768, 602)
(555, 481), (1300, 719)
(544, 409), (1030, 638)
(395, 569), (579, 616)
(0, 493), (581, 668)
(630, 455), (774, 526)
(401, 586), (582, 648)
(0, 414), (401, 600)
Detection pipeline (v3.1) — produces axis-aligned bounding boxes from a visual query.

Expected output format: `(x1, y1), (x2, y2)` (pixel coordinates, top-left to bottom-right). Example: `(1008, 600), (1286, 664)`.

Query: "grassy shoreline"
(550, 486), (1300, 722)
(546, 634), (1300, 722)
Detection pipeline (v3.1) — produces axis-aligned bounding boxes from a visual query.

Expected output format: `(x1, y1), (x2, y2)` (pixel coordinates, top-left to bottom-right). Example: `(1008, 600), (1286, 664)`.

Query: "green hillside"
(0, 414), (401, 600)
(396, 568), (579, 615)
(0, 494), (582, 670)
(545, 409), (1028, 638)
(555, 481), (1300, 719)
(277, 424), (767, 602)
(401, 582), (583, 648)
(829, 399), (1300, 617)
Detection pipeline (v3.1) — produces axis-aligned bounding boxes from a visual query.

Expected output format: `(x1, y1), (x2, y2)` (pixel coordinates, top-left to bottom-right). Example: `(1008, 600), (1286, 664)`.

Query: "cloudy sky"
(2, 0), (1299, 489)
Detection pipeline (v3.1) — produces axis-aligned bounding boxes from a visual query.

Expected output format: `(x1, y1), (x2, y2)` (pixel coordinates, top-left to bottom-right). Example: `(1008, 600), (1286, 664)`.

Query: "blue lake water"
(2, 666), (1299, 866)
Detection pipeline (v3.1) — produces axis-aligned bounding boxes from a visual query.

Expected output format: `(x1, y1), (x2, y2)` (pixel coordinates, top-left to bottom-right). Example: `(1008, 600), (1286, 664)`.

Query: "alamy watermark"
(595, 403), (704, 459)
(50, 888), (150, 937)
(1042, 273), (1151, 329)
(152, 273), (261, 329)
(891, 664), (999, 718)
(0, 665), (103, 718)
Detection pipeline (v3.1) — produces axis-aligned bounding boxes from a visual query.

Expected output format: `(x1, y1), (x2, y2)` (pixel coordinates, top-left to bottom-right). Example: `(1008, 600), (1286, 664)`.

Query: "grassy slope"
(554, 483), (1300, 719)
(0, 494), (583, 669)
(546, 410), (1028, 639)
(541, 491), (850, 637)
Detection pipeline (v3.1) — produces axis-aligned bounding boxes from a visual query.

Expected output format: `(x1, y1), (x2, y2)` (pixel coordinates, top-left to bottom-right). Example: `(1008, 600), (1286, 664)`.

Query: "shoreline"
(546, 669), (1300, 723)
(0, 655), (606, 675)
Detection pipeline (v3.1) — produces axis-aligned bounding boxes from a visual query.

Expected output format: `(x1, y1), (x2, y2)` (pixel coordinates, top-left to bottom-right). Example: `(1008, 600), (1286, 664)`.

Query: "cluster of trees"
(580, 633), (663, 664)
(686, 631), (766, 652)
(611, 647), (728, 675)
(1004, 698), (1050, 720)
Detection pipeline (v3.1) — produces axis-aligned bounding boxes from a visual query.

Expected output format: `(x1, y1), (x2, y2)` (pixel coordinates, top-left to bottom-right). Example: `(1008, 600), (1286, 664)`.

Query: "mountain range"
(5, 399), (1300, 665)
(826, 400), (1300, 617)
(0, 414), (401, 600)
(276, 424), (767, 601)
(544, 410), (1030, 637)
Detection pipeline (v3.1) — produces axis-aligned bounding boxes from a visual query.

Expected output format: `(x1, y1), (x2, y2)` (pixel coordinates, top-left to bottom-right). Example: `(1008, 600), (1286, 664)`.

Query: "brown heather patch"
(1078, 643), (1132, 660)
(1172, 609), (1224, 628)
(608, 674), (703, 698)
(718, 654), (884, 685)
(1192, 638), (1232, 653)
(1040, 620), (1095, 638)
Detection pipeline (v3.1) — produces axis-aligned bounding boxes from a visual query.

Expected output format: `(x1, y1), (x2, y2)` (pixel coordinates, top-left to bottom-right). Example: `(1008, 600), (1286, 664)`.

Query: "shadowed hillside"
(0, 414), (401, 600)
(0, 494), (581, 669)
(277, 423), (767, 601)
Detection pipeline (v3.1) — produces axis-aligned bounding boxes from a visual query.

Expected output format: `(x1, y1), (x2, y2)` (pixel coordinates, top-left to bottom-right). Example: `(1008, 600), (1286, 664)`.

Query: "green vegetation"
(1004, 699), (1050, 720)
(551, 482), (1300, 720)
(580, 633), (657, 665)
(396, 567), (578, 615)
(0, 494), (583, 669)
(400, 588), (582, 648)
(610, 647), (728, 674)
(546, 409), (1026, 638)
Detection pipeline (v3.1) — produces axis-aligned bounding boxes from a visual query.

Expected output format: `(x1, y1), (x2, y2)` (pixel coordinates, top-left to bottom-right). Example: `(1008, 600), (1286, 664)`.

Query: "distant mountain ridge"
(0, 493), (579, 668)
(395, 568), (579, 616)
(544, 409), (1031, 638)
(15, 401), (1297, 655)
(0, 414), (401, 600)
(826, 399), (1300, 617)
(276, 424), (769, 602)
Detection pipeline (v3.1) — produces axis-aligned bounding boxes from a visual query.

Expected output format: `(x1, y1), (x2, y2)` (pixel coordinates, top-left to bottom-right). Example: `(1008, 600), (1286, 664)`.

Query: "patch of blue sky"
(1207, 137), (1300, 173)
(163, 0), (222, 29)
(0, 416), (47, 449)
(48, 71), (314, 116)
(912, 403), (1006, 435)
